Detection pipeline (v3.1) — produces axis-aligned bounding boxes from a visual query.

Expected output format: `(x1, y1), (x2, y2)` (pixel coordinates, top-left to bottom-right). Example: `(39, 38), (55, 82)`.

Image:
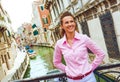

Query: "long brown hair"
(60, 11), (78, 37)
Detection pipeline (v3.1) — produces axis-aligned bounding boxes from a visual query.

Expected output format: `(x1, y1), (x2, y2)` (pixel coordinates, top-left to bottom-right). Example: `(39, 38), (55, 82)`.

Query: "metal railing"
(10, 63), (120, 82)
(95, 63), (120, 82)
(11, 72), (67, 82)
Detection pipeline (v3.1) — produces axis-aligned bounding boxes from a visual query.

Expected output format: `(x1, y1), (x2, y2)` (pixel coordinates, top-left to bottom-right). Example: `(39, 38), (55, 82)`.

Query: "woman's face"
(61, 16), (76, 34)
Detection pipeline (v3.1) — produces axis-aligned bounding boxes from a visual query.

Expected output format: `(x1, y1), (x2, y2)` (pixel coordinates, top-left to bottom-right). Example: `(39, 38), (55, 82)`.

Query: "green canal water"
(23, 46), (55, 78)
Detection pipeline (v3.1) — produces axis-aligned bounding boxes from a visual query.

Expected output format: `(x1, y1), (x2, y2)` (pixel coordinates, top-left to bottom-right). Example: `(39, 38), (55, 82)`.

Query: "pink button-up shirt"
(53, 31), (105, 77)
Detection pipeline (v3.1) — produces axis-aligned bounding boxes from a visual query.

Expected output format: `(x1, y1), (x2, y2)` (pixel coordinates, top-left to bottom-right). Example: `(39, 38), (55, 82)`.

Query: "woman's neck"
(66, 32), (75, 40)
(66, 32), (75, 47)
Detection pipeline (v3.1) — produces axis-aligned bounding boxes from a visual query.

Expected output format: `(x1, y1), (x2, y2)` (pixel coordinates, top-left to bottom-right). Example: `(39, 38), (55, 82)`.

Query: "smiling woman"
(53, 11), (105, 82)
(1, 0), (35, 32)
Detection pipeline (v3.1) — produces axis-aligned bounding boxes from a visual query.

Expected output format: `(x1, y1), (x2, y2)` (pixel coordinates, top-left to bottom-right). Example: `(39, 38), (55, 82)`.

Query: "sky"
(1, 0), (35, 32)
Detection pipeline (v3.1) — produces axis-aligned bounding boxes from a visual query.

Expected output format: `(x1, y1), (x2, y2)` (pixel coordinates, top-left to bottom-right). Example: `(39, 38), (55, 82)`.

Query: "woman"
(53, 11), (105, 82)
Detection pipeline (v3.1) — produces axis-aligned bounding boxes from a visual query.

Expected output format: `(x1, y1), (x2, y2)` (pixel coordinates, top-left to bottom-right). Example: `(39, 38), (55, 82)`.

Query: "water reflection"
(24, 46), (55, 78)
(30, 55), (48, 78)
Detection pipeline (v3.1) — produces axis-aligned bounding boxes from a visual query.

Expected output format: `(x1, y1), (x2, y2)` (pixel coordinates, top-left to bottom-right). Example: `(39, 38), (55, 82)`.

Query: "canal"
(23, 46), (55, 78)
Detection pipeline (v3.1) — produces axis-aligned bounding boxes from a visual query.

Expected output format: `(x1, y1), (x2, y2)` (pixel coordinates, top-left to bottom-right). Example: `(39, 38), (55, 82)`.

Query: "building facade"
(0, 1), (29, 81)
(0, 1), (16, 80)
(44, 0), (120, 63)
(32, 0), (51, 43)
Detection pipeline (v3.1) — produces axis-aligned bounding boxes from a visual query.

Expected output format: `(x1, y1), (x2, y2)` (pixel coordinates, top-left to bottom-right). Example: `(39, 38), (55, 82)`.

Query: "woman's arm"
(85, 35), (105, 71)
(53, 42), (66, 72)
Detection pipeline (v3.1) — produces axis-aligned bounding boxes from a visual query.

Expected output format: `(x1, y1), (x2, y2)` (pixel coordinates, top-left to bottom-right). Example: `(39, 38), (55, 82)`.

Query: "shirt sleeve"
(85, 35), (105, 71)
(53, 42), (66, 72)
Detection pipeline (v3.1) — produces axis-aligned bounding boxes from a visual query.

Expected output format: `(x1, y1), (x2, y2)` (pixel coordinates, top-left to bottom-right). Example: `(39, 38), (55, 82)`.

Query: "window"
(7, 17), (11, 23)
(42, 17), (48, 24)
(40, 6), (44, 11)
(44, 28), (47, 32)
(33, 30), (39, 36)
(6, 30), (11, 37)
(1, 55), (5, 63)
(0, 32), (5, 43)
(32, 24), (37, 29)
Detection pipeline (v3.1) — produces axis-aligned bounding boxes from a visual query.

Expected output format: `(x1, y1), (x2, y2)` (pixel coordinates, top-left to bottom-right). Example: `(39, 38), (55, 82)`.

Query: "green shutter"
(32, 24), (37, 29)
(33, 30), (39, 36)
(40, 6), (44, 10)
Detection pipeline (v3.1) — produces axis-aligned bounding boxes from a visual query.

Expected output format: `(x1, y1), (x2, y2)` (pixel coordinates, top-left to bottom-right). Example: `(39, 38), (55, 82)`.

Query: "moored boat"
(27, 49), (36, 59)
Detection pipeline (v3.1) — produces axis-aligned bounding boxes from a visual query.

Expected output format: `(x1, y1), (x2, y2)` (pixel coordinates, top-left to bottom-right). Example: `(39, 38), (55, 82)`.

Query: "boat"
(27, 49), (36, 59)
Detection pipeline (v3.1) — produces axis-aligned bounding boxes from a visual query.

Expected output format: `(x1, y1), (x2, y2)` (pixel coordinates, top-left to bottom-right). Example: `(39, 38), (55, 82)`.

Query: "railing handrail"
(95, 63), (120, 70)
(10, 72), (66, 82)
(10, 63), (120, 82)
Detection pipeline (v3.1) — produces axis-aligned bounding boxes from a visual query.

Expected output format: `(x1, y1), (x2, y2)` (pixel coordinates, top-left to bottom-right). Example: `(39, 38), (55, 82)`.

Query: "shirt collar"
(61, 31), (81, 44)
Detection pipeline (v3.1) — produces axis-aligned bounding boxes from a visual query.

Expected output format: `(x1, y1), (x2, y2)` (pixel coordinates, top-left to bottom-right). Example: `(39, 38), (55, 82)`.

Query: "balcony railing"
(10, 63), (120, 82)
(11, 72), (67, 82)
